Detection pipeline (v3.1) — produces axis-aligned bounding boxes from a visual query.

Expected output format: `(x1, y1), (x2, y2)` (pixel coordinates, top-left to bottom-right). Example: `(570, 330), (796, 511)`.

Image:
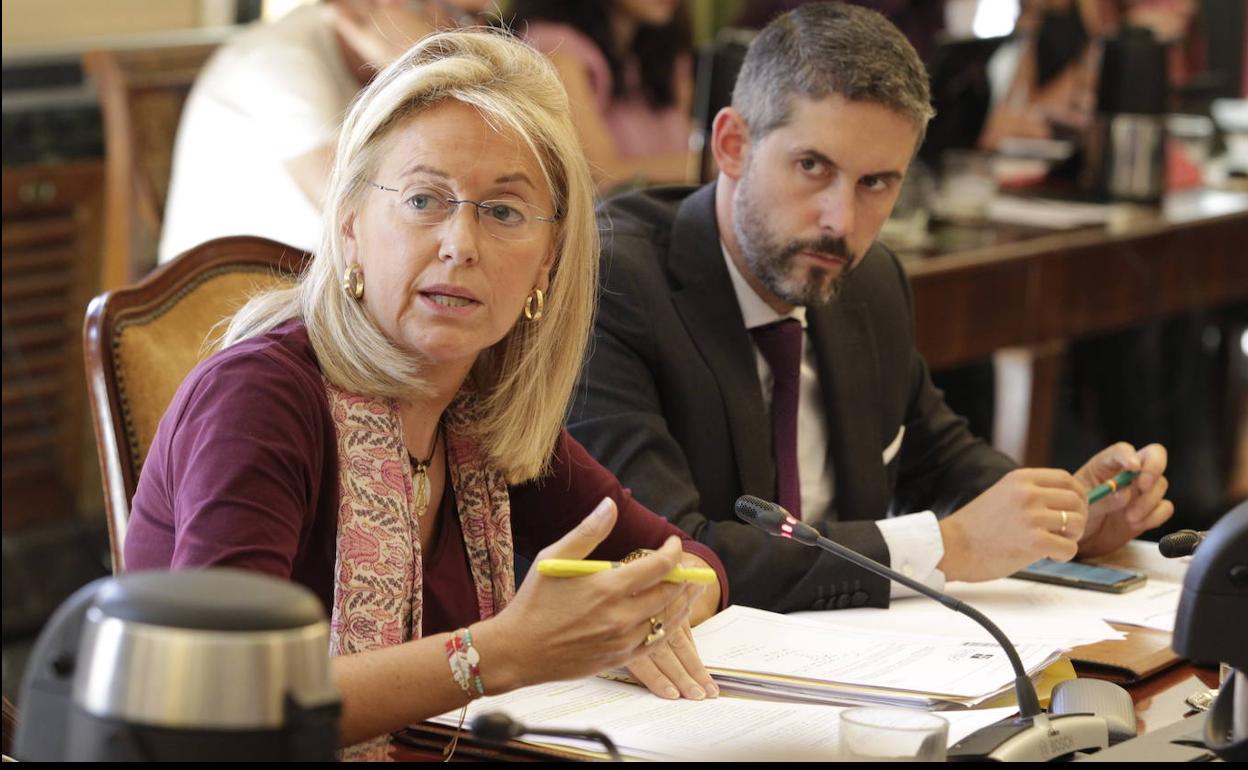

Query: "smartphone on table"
(1011, 558), (1147, 593)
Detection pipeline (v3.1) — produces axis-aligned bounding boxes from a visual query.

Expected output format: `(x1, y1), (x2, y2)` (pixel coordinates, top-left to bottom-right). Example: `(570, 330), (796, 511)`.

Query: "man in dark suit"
(568, 2), (1173, 613)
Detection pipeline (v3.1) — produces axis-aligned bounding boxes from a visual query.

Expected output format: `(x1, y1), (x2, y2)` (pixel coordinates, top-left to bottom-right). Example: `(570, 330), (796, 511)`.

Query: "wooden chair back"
(82, 43), (217, 289)
(83, 236), (311, 573)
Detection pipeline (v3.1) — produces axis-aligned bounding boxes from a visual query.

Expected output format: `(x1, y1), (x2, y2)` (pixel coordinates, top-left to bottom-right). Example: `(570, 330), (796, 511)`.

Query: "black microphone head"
(735, 495), (821, 545)
(471, 712), (523, 742)
(734, 495), (788, 534)
(1159, 529), (1201, 558)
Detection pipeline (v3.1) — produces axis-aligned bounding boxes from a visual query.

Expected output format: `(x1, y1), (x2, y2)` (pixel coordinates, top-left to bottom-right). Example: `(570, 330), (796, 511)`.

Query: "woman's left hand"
(624, 582), (719, 700)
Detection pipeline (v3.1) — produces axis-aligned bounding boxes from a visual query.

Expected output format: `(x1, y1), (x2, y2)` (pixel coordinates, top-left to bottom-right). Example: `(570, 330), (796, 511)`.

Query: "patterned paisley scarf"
(324, 379), (516, 761)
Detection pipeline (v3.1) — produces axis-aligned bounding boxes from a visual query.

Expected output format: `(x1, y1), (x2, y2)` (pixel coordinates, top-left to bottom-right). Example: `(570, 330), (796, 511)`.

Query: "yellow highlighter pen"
(537, 559), (718, 585)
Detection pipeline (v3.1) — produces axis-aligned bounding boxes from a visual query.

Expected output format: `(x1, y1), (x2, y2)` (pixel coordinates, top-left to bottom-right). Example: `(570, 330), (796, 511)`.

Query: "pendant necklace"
(408, 424), (441, 515)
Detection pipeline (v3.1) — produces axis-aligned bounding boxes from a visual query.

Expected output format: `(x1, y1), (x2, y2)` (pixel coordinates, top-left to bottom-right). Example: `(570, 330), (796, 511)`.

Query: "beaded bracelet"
(445, 627), (485, 698)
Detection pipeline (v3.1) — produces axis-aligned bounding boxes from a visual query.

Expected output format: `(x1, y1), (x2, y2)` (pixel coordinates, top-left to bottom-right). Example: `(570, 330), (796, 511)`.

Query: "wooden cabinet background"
(2, 161), (103, 531)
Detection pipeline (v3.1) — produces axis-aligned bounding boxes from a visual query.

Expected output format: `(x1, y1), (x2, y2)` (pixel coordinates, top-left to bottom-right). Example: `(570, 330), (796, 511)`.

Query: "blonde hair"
(224, 29), (598, 483)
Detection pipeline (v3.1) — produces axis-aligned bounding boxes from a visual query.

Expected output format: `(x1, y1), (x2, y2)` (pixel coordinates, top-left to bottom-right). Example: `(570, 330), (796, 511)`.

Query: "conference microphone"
(1158, 529), (1206, 558)
(735, 495), (1130, 761)
(471, 711), (623, 762)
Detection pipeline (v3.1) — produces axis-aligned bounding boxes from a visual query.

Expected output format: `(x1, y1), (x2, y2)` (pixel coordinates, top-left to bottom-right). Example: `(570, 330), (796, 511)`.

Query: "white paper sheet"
(967, 577), (1180, 633)
(1052, 579), (1181, 632)
(794, 567), (1182, 638)
(693, 606), (1061, 700)
(792, 580), (1125, 646)
(986, 195), (1118, 228)
(427, 677), (1017, 761)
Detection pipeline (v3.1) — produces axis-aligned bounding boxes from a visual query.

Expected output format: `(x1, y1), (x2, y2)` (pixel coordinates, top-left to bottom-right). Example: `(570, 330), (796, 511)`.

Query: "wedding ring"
(1059, 510), (1069, 535)
(644, 616), (666, 646)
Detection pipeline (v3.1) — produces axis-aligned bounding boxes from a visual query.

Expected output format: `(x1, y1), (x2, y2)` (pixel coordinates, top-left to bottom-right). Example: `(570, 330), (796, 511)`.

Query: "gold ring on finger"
(645, 617), (666, 646)
(1060, 510), (1069, 535)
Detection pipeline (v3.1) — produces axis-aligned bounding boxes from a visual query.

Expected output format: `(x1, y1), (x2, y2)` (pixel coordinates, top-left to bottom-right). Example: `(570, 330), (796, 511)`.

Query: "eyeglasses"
(369, 181), (560, 243)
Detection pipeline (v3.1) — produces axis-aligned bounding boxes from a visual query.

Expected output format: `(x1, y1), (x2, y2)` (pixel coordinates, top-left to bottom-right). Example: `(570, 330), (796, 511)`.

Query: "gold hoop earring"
(342, 264), (365, 300)
(523, 287), (545, 321)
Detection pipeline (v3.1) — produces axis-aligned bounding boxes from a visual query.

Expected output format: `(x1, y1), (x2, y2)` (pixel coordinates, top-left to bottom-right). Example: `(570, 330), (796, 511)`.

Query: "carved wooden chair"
(83, 236), (311, 573)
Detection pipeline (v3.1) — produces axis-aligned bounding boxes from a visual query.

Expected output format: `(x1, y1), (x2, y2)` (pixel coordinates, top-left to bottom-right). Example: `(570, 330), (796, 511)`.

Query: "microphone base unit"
(1050, 678), (1138, 744)
(948, 713), (1109, 762)
(1075, 712), (1221, 762)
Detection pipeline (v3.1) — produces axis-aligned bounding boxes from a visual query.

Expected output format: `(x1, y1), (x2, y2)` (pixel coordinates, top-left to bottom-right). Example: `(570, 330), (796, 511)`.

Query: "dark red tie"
(750, 319), (803, 520)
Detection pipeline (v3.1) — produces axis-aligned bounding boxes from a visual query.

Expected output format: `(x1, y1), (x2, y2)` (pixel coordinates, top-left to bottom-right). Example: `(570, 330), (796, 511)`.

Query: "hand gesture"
(485, 498), (714, 699)
(939, 468), (1089, 582)
(624, 578), (718, 700)
(1074, 442), (1172, 558)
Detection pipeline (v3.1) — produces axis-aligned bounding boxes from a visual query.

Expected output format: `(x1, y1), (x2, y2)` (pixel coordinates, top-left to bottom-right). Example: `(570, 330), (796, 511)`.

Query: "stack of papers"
(693, 606), (1064, 709)
(423, 552), (1186, 761)
(793, 582), (1129, 646)
(428, 677), (1017, 761)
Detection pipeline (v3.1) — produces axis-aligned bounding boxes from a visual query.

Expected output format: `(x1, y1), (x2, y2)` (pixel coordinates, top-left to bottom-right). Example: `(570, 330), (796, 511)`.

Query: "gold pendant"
(413, 465), (430, 515)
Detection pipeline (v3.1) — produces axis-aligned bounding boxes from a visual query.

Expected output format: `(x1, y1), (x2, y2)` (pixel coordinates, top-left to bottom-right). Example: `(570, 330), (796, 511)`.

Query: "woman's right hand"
(474, 498), (698, 695)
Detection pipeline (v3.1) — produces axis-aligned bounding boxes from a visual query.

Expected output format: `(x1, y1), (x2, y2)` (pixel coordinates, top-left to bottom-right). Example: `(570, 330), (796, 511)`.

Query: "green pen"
(1088, 470), (1140, 503)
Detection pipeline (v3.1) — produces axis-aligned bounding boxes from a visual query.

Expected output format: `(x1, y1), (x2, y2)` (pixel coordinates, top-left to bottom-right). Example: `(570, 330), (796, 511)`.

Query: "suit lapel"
(666, 186), (775, 500)
(807, 300), (889, 522)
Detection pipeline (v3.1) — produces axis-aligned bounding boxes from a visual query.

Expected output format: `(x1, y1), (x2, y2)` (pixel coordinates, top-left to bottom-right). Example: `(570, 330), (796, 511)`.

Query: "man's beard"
(731, 171), (857, 307)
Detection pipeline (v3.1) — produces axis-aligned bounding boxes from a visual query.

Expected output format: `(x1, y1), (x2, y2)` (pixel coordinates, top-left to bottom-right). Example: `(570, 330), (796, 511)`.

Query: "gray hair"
(732, 1), (934, 144)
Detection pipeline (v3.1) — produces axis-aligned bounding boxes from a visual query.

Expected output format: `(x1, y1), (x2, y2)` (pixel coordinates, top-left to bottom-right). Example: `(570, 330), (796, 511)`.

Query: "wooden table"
(901, 189), (1248, 466)
(1128, 661), (1221, 737)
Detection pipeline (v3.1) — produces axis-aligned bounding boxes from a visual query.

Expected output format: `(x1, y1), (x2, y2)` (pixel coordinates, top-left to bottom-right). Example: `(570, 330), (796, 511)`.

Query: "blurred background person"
(978, 0), (1201, 152)
(736, 0), (946, 60)
(159, 0), (494, 263)
(509, 0), (696, 193)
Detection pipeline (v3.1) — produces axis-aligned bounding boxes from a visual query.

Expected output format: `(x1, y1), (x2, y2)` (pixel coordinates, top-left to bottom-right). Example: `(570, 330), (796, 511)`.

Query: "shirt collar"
(721, 242), (807, 330)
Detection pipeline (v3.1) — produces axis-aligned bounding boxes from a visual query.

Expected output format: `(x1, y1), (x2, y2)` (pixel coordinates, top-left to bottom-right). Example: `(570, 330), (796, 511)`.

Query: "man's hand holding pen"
(1074, 442), (1172, 558)
(937, 443), (1172, 582)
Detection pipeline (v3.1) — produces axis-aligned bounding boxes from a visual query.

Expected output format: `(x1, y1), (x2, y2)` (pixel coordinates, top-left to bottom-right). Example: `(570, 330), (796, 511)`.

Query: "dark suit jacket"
(568, 184), (1016, 612)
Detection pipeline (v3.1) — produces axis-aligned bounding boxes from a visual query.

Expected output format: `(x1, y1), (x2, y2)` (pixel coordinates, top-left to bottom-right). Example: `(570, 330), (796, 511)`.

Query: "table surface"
(899, 187), (1248, 372)
(392, 541), (1211, 761)
(391, 662), (1221, 761)
(899, 188), (1248, 268)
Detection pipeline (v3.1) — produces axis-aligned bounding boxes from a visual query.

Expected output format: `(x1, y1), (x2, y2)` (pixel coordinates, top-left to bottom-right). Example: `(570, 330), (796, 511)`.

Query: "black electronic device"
(1170, 503), (1248, 761)
(1158, 528), (1207, 558)
(1012, 558), (1147, 593)
(471, 711), (623, 761)
(1080, 503), (1247, 762)
(12, 569), (340, 761)
(734, 495), (1131, 761)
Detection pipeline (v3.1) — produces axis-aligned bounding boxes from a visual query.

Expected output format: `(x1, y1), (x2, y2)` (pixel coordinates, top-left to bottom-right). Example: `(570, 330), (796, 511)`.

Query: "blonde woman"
(127, 30), (724, 759)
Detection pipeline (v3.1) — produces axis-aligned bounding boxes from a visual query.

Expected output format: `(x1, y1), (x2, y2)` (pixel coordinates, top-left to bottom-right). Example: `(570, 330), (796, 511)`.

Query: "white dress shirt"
(721, 246), (946, 597)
